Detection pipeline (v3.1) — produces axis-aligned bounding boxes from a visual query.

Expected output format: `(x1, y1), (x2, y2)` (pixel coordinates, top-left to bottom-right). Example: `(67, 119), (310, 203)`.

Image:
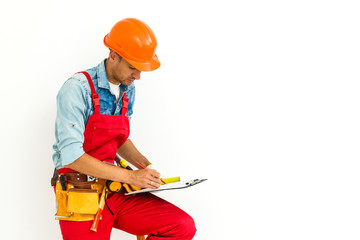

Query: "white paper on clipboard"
(125, 178), (208, 195)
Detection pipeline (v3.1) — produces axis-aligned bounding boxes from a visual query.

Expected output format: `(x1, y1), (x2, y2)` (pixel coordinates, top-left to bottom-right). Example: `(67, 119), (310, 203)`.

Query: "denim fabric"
(52, 59), (135, 169)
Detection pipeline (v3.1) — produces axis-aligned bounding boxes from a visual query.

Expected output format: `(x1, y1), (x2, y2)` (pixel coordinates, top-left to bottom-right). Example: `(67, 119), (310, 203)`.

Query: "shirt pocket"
(99, 98), (114, 115)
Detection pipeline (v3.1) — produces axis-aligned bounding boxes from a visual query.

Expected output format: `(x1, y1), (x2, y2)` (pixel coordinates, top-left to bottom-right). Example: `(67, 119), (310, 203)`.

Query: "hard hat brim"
(126, 54), (161, 72)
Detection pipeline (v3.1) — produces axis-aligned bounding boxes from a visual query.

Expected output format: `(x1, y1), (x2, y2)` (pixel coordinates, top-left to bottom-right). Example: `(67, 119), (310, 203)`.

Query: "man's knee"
(177, 213), (197, 239)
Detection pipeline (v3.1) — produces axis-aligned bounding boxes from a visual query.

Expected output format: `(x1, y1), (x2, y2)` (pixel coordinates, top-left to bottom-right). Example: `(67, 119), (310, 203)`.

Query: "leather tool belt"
(51, 167), (141, 222)
(53, 170), (106, 222)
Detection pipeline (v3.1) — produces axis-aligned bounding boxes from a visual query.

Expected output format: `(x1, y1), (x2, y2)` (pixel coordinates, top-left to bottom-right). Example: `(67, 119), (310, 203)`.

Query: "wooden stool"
(136, 236), (145, 240)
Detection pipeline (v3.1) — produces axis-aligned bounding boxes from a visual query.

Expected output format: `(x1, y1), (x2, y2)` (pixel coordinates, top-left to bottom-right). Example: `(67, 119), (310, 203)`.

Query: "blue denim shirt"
(52, 59), (135, 169)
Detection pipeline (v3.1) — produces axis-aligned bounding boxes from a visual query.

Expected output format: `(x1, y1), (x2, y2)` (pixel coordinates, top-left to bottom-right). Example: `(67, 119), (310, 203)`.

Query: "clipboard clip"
(186, 179), (207, 186)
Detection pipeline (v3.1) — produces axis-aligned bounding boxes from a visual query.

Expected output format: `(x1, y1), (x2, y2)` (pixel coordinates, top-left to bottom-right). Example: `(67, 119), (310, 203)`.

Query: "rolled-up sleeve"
(52, 78), (88, 169)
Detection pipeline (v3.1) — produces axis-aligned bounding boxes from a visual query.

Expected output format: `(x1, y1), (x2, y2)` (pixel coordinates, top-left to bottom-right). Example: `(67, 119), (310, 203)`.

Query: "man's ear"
(109, 50), (117, 61)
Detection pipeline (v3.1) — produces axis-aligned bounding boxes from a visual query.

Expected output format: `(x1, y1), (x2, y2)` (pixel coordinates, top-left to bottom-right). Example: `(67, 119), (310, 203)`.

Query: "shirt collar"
(96, 59), (129, 91)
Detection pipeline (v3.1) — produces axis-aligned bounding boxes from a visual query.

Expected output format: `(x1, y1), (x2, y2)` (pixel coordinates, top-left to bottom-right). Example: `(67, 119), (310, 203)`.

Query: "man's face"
(110, 54), (141, 86)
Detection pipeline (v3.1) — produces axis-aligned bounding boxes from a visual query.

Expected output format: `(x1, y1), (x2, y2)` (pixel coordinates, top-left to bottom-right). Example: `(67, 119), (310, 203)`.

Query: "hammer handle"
(90, 187), (106, 232)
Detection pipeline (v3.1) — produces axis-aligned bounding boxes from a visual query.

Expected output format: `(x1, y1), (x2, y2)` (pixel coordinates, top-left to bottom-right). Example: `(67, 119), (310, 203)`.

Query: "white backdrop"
(1, 0), (360, 239)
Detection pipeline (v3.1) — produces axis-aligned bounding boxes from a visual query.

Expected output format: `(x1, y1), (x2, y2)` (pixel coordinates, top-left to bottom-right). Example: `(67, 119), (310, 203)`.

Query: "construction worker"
(51, 18), (196, 240)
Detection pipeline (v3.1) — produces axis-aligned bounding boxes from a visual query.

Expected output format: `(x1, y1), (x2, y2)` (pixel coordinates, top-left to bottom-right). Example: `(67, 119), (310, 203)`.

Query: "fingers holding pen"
(146, 168), (161, 189)
(130, 168), (161, 189)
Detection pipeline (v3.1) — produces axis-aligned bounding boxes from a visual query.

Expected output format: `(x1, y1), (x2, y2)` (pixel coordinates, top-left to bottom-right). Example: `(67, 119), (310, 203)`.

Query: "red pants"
(59, 192), (196, 240)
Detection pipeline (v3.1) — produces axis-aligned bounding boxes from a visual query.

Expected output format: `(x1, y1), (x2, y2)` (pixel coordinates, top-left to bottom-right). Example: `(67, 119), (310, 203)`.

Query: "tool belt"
(53, 171), (106, 221)
(51, 168), (141, 222)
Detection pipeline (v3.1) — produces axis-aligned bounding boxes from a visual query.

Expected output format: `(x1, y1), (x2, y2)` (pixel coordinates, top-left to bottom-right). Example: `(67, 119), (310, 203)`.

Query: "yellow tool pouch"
(55, 179), (105, 222)
(67, 189), (99, 214)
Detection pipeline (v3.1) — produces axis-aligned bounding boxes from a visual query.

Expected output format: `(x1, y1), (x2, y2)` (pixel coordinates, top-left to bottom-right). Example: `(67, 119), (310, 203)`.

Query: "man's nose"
(132, 70), (141, 80)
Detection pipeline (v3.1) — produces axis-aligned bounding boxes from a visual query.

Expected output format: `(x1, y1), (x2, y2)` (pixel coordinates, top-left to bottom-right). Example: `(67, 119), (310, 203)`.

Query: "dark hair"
(109, 49), (123, 61)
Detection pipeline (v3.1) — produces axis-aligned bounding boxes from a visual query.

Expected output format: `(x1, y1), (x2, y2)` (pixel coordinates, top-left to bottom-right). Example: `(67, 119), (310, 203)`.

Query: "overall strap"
(121, 93), (129, 116)
(78, 71), (100, 114)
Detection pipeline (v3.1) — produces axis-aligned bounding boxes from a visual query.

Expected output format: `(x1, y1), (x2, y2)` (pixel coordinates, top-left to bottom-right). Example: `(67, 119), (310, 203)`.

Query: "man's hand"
(129, 168), (161, 189)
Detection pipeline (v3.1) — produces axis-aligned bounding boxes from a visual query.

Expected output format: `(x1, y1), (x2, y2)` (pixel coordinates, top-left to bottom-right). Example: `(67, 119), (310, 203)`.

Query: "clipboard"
(125, 178), (208, 195)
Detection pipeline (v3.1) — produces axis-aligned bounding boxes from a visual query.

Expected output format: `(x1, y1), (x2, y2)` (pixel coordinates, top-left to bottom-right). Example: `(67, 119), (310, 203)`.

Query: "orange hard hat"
(104, 18), (160, 71)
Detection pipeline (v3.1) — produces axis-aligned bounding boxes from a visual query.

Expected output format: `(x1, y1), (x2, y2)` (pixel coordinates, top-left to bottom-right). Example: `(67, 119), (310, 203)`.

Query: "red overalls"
(57, 72), (196, 240)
